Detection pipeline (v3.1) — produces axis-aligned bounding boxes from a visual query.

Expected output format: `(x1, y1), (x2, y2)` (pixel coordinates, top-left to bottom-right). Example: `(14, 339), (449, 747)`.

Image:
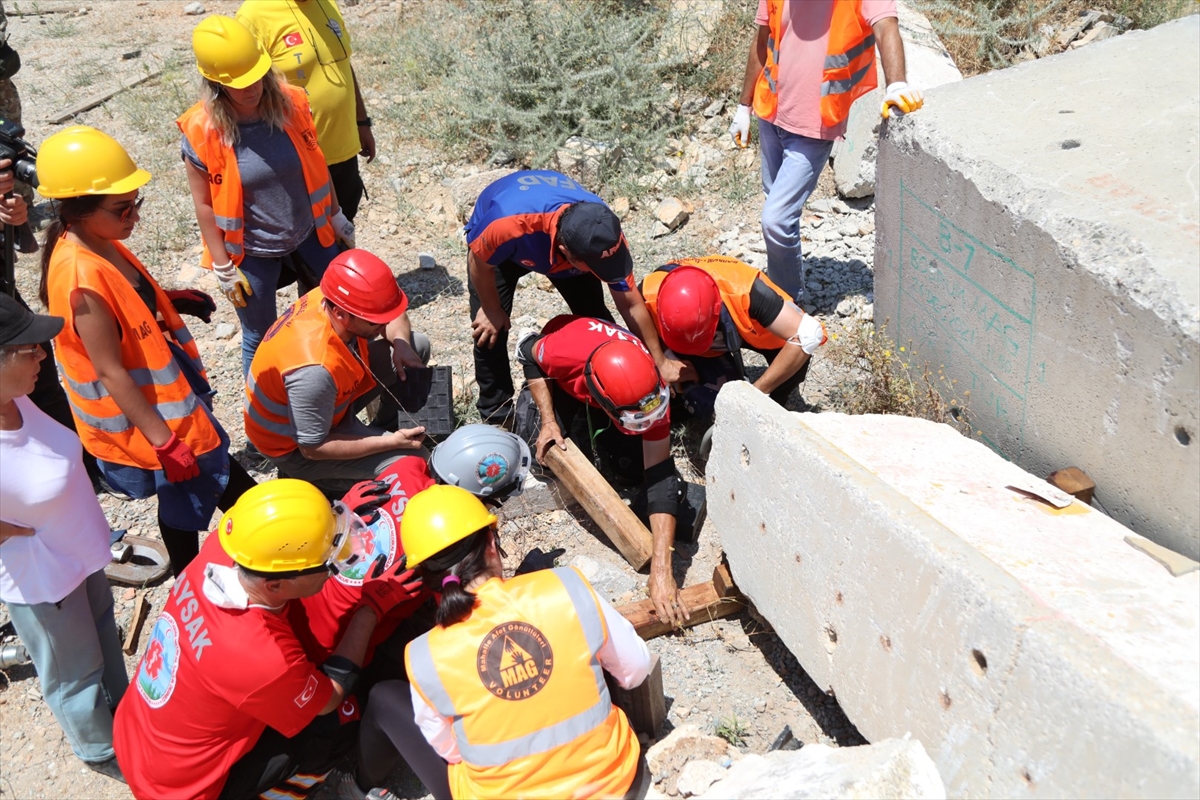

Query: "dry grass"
(914, 0), (1199, 76)
(824, 320), (973, 437)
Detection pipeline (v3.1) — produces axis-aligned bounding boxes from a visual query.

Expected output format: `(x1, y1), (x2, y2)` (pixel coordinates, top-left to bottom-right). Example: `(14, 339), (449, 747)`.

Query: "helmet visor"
(614, 383), (670, 433)
(325, 502), (375, 575)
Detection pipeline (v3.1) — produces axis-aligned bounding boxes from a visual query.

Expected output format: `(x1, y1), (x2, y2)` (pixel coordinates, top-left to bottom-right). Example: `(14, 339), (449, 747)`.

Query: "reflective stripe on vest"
(818, 0), (878, 127)
(47, 238), (220, 469)
(407, 568), (612, 768)
(820, 35), (876, 97)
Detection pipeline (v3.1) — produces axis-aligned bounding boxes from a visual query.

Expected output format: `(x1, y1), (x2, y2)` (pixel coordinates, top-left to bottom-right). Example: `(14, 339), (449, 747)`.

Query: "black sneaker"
(85, 756), (126, 783)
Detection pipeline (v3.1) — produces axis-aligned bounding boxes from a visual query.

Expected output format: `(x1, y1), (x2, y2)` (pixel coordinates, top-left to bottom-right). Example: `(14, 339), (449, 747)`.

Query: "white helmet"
(430, 424), (532, 498)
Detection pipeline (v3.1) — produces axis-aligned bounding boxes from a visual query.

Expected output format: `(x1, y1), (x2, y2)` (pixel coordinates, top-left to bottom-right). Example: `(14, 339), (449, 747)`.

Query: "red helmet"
(584, 340), (669, 434)
(656, 266), (723, 356)
(320, 249), (408, 323)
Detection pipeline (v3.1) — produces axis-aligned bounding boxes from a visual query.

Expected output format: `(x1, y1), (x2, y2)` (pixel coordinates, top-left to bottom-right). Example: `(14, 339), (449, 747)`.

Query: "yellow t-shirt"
(236, 0), (360, 165)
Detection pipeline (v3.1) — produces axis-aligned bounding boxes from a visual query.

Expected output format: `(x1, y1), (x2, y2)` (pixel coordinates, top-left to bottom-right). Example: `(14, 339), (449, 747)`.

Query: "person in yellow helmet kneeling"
(341, 485), (653, 799)
(112, 480), (441, 800)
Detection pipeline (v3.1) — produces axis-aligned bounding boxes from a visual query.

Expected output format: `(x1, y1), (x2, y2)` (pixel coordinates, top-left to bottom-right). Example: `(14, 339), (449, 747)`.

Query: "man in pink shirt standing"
(730, 0), (924, 302)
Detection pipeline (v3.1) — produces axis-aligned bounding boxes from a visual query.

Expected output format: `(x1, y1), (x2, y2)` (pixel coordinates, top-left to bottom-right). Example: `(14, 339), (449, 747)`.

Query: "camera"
(0, 117), (38, 296)
(0, 117), (38, 189)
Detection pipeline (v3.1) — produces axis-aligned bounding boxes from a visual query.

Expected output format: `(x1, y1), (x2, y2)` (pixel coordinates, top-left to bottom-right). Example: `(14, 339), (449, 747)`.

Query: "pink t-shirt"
(755, 0), (897, 140)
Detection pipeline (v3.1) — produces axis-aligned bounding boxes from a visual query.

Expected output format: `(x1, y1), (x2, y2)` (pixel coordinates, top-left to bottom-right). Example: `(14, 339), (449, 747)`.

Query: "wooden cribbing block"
(123, 594), (150, 656)
(1047, 466), (1095, 505)
(617, 565), (745, 640)
(607, 654), (665, 737)
(544, 440), (654, 570)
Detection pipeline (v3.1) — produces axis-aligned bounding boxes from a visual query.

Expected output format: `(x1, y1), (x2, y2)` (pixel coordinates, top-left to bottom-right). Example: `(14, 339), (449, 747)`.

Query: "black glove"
(165, 290), (217, 323)
(341, 479), (392, 524)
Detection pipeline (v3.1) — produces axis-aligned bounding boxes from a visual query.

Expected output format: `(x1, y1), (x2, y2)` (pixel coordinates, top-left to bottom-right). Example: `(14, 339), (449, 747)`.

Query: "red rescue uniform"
(529, 315), (670, 441)
(114, 535), (334, 800)
(293, 457), (434, 663)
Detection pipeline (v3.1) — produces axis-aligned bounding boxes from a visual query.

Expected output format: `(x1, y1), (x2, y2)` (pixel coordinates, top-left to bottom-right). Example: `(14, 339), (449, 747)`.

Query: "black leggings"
(357, 680), (451, 800)
(216, 713), (358, 800)
(159, 457), (258, 576)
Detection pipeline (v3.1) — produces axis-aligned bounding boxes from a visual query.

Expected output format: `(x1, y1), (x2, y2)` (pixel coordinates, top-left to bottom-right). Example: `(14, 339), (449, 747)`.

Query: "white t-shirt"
(0, 396), (112, 605)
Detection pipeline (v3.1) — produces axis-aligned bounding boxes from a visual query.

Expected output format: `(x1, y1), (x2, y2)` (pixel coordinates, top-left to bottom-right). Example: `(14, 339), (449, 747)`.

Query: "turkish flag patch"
(338, 696), (362, 725)
(284, 31), (304, 47)
(295, 675), (319, 708)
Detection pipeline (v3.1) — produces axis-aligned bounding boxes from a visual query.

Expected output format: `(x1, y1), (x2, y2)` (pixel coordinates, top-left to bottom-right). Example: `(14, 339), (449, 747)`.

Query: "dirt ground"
(0, 2), (867, 798)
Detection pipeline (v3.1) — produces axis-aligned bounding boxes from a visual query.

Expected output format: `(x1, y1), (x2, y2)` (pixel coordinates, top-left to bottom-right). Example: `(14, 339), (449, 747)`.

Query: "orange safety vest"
(46, 237), (221, 469)
(406, 568), (639, 800)
(243, 288), (374, 458)
(642, 255), (792, 352)
(753, 0), (879, 127)
(176, 84), (335, 269)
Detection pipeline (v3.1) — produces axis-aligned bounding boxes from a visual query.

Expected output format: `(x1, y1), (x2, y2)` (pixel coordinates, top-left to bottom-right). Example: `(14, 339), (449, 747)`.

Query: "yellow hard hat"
(192, 15), (272, 89)
(35, 126), (151, 199)
(400, 485), (498, 570)
(218, 479), (340, 574)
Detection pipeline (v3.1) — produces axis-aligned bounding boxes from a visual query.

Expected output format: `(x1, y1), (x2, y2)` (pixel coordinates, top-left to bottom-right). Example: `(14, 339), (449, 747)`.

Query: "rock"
(808, 198), (834, 213)
(1057, 10), (1101, 48)
(703, 98), (726, 118)
(611, 196), (630, 219)
(650, 221), (674, 239)
(654, 155), (681, 175)
(858, 220), (875, 236)
(697, 739), (946, 800)
(517, 272), (554, 292)
(657, 0), (724, 62)
(213, 322), (237, 340)
(835, 296), (863, 317)
(569, 555), (638, 600)
(830, 199), (852, 215)
(176, 262), (204, 288)
(655, 197), (689, 231)
(646, 725), (741, 797)
(556, 136), (622, 182)
(1070, 21), (1121, 49)
(677, 760), (726, 797)
(447, 168), (516, 222)
(418, 253), (437, 270)
(183, 1), (205, 14)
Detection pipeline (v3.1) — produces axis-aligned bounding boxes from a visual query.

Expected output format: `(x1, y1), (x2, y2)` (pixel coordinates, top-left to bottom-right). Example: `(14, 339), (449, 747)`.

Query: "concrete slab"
(873, 16), (1200, 559)
(831, 1), (963, 198)
(709, 382), (1200, 798)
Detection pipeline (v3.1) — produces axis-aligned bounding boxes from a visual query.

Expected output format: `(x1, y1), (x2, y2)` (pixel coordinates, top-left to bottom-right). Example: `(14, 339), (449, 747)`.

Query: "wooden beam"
(46, 69), (163, 125)
(617, 565), (746, 640)
(544, 440), (654, 570)
(1047, 467), (1095, 505)
(122, 594), (150, 656)
(607, 654), (665, 737)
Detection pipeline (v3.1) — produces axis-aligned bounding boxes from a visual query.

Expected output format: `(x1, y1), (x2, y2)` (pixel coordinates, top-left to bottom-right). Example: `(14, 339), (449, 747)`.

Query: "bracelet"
(357, 117), (372, 127)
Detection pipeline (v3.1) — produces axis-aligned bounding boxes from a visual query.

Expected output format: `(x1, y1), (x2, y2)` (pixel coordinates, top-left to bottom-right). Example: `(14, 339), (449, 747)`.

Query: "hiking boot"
(333, 769), (397, 800)
(85, 756), (126, 783)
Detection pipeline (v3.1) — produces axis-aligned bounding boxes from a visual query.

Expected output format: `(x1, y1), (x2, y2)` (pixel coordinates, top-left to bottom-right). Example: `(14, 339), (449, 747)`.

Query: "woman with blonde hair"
(36, 126), (256, 576)
(180, 14), (354, 376)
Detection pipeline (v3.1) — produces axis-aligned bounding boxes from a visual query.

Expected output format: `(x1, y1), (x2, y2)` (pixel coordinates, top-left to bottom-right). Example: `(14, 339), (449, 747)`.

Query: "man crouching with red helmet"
(244, 249), (431, 495)
(515, 315), (688, 626)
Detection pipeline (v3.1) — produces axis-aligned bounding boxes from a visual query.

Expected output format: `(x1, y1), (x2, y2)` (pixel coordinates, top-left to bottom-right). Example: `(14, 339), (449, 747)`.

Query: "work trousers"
(216, 712), (358, 800)
(758, 119), (835, 302)
(236, 230), (341, 378)
(268, 333), (432, 497)
(468, 260), (614, 423)
(6, 570), (128, 764)
(677, 347), (811, 426)
(328, 156), (366, 222)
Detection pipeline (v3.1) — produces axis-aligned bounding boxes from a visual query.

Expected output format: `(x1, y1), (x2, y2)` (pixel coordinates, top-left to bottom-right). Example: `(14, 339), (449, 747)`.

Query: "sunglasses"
(104, 196), (144, 224)
(4, 343), (42, 357)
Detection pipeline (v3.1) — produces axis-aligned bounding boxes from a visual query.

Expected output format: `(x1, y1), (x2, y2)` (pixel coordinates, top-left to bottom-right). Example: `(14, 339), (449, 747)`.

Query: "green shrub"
(443, 0), (682, 183)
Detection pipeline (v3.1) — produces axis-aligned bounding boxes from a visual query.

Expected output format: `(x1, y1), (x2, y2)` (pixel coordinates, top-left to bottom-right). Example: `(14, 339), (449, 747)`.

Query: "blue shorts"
(97, 343), (231, 531)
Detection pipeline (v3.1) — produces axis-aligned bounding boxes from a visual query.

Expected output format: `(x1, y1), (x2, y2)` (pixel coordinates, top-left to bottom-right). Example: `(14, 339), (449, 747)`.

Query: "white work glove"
(728, 104), (752, 148)
(791, 313), (827, 355)
(881, 82), (924, 119)
(332, 209), (355, 248)
(211, 260), (252, 309)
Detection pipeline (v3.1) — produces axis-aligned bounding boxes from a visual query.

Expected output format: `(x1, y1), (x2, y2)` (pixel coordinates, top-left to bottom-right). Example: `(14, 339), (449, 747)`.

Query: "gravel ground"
(0, 2), (878, 798)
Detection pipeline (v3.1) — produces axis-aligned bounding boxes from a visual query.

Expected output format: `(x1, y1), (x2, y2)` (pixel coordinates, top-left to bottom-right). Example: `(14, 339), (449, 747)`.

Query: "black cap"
(0, 293), (64, 347)
(557, 202), (633, 283)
